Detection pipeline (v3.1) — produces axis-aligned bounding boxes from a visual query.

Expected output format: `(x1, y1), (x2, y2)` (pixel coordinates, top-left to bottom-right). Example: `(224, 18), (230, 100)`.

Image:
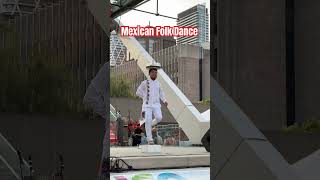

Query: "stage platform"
(110, 146), (210, 170)
(110, 167), (210, 179)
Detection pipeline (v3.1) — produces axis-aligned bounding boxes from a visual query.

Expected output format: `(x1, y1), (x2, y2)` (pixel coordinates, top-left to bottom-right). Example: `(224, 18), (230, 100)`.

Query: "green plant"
(110, 74), (133, 97)
(197, 99), (210, 105)
(0, 21), (102, 118)
(283, 119), (320, 134)
(0, 55), (83, 114)
(0, 27), (84, 114)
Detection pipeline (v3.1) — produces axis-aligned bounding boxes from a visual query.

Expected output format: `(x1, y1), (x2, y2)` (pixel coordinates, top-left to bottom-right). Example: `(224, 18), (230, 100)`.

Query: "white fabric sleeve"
(136, 81), (145, 99)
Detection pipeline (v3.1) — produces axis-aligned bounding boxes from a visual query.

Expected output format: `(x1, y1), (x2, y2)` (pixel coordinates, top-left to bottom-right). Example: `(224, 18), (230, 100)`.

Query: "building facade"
(112, 44), (210, 102)
(136, 37), (156, 53)
(213, 0), (320, 130)
(177, 3), (209, 45)
(110, 30), (126, 67)
(126, 36), (176, 61)
(152, 36), (176, 54)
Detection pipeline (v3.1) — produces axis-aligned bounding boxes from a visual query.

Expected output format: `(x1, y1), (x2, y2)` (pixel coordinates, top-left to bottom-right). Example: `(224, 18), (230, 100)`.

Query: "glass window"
(149, 39), (154, 53)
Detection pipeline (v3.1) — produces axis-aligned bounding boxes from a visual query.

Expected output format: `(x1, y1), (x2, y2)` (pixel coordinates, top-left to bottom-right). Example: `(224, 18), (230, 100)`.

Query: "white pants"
(143, 106), (162, 141)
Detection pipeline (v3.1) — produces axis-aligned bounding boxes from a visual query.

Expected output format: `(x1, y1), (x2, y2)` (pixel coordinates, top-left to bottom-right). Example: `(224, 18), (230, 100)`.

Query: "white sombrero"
(146, 62), (161, 70)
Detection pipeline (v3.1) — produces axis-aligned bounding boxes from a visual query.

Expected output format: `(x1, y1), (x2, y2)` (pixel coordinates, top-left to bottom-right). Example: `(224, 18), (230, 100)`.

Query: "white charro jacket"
(136, 79), (167, 109)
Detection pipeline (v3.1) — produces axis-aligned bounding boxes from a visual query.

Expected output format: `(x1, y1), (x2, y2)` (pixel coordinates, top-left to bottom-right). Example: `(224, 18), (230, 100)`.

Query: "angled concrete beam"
(212, 77), (301, 180)
(86, 0), (110, 34)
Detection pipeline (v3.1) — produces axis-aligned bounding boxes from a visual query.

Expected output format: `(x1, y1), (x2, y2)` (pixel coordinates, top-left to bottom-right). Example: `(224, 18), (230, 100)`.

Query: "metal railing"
(0, 132), (29, 180)
(110, 104), (118, 121)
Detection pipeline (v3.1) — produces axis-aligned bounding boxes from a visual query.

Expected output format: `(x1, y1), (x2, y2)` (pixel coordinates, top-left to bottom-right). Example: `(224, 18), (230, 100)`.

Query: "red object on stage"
(110, 130), (117, 145)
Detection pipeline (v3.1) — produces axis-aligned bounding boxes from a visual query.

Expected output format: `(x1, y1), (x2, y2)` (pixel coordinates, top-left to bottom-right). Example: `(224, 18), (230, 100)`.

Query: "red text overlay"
(120, 26), (199, 37)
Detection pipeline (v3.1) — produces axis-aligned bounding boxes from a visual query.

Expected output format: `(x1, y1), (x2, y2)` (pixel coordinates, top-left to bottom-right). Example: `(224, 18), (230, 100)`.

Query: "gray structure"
(212, 77), (301, 180)
(0, 0), (109, 178)
(152, 36), (176, 53)
(0, 0), (53, 16)
(177, 3), (209, 45)
(112, 43), (210, 102)
(212, 0), (320, 130)
(294, 0), (320, 125)
(213, 1), (320, 179)
(153, 43), (210, 101)
(136, 36), (157, 54)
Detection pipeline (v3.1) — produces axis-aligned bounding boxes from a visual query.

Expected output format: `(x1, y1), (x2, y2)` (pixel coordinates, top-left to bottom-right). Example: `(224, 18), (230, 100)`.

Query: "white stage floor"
(110, 146), (210, 170)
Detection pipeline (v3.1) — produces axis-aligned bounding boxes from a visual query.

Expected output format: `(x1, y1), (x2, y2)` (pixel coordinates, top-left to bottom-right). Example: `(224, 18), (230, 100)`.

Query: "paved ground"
(111, 146), (210, 170)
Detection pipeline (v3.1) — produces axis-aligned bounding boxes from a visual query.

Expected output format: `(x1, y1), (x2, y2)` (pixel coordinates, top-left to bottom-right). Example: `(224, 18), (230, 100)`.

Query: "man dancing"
(136, 63), (168, 145)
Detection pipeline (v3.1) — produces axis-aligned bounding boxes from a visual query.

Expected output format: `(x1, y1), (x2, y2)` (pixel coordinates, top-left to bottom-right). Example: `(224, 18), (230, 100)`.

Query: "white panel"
(141, 145), (161, 153)
(201, 109), (210, 122)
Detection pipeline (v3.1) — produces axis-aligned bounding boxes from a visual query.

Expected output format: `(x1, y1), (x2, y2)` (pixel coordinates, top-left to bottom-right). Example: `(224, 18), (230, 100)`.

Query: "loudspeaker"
(201, 129), (210, 152)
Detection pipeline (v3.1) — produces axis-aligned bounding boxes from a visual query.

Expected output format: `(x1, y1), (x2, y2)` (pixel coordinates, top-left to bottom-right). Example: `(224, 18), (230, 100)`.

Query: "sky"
(117, 0), (210, 27)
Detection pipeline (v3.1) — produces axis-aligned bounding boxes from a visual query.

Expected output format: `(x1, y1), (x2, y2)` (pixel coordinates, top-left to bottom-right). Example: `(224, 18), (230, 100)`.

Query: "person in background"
(132, 124), (144, 146)
(139, 123), (147, 145)
(152, 127), (163, 145)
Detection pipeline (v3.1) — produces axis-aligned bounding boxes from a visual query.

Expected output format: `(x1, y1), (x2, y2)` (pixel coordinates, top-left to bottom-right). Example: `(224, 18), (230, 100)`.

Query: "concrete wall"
(178, 57), (200, 102)
(202, 47), (210, 100)
(217, 0), (287, 130)
(178, 45), (199, 102)
(294, 0), (320, 122)
(0, 113), (105, 180)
